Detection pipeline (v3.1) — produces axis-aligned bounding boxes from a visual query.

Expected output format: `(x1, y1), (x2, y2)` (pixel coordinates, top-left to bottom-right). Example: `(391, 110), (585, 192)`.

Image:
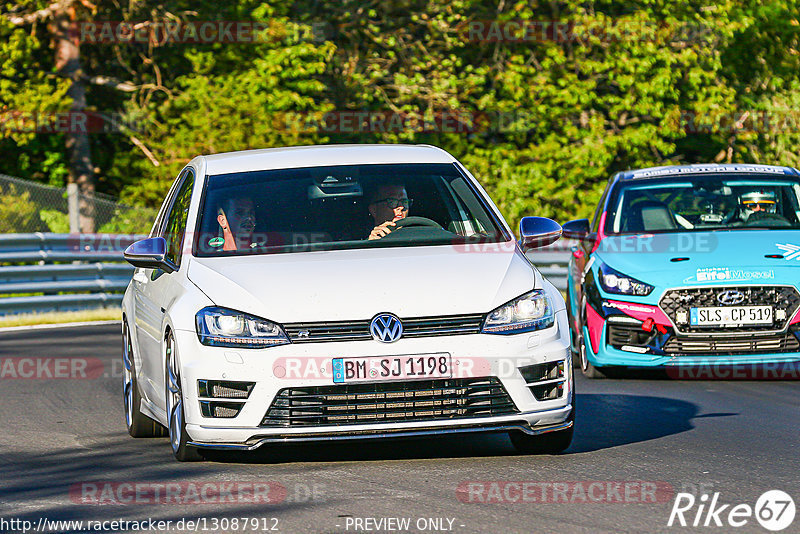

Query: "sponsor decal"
(775, 243), (800, 261)
(602, 300), (671, 327)
(684, 267), (776, 284)
(630, 165), (784, 179)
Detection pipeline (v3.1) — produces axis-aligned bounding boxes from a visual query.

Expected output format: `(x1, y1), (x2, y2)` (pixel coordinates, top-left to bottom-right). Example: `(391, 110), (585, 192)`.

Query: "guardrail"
(0, 233), (573, 315)
(0, 233), (141, 315)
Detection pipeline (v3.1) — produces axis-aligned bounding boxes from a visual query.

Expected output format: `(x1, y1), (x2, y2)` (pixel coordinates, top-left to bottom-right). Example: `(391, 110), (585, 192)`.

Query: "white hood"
(187, 245), (539, 323)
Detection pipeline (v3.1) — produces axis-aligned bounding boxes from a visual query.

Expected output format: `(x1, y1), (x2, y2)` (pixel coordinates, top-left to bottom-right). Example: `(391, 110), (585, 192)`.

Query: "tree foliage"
(1, 0), (799, 225)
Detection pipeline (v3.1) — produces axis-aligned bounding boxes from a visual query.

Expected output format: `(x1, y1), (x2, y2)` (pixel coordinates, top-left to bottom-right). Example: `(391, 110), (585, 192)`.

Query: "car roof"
(617, 163), (800, 181)
(199, 144), (457, 175)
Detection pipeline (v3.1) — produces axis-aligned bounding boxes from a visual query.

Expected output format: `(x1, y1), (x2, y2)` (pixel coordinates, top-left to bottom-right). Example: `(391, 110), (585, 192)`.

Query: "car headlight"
(598, 262), (654, 296)
(195, 307), (290, 348)
(482, 290), (554, 334)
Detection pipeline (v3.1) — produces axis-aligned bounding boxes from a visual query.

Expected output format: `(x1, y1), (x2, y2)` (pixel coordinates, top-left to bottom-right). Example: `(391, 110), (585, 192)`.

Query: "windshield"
(605, 174), (800, 234)
(194, 163), (508, 256)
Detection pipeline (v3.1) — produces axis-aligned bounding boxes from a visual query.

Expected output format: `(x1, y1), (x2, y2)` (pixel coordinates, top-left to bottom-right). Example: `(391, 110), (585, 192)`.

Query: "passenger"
(217, 197), (256, 250)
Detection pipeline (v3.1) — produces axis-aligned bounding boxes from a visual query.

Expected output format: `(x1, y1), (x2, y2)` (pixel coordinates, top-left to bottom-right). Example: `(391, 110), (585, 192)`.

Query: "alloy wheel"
(122, 322), (134, 428)
(165, 331), (183, 453)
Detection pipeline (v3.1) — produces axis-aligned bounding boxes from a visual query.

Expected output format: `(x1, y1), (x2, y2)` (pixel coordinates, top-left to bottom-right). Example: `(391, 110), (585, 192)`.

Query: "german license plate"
(689, 306), (773, 326)
(332, 354), (452, 383)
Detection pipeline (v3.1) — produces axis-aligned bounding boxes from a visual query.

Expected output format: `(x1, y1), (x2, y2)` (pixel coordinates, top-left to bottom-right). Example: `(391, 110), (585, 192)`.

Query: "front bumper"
(174, 309), (573, 448)
(584, 293), (800, 367)
(187, 407), (573, 450)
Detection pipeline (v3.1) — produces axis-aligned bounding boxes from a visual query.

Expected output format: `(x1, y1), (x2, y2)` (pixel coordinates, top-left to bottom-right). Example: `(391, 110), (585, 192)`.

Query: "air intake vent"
(198, 380), (255, 399)
(260, 377), (517, 427)
(199, 401), (245, 418)
(519, 361), (566, 401)
(664, 333), (800, 355)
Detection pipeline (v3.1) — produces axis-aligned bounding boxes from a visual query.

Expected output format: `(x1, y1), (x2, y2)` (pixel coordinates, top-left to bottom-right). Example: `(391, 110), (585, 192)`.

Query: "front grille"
(664, 333), (800, 355)
(283, 314), (484, 343)
(260, 377), (517, 427)
(659, 286), (800, 334)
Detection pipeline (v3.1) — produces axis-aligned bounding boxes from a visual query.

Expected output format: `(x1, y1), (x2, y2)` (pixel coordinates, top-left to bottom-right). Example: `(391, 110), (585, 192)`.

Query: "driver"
(737, 189), (778, 222)
(367, 183), (413, 240)
(217, 197), (256, 250)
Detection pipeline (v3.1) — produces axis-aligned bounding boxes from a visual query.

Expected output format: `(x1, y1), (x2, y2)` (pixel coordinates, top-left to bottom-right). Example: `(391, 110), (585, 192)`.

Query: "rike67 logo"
(668, 490), (796, 531)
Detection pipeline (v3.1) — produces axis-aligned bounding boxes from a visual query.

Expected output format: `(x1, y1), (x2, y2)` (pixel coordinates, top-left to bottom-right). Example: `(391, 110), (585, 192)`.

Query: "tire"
(510, 388), (575, 454)
(123, 320), (167, 438)
(165, 330), (204, 462)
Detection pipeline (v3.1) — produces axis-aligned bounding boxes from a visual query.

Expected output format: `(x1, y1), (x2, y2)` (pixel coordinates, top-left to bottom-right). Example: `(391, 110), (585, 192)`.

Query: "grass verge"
(0, 308), (120, 328)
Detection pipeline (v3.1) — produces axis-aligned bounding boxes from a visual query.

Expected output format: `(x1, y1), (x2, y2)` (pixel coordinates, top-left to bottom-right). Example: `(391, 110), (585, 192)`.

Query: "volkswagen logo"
(370, 313), (403, 343)
(717, 290), (745, 305)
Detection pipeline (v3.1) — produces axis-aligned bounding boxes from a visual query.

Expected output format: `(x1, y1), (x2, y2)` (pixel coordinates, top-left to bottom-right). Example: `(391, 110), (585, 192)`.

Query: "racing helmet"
(738, 189), (777, 219)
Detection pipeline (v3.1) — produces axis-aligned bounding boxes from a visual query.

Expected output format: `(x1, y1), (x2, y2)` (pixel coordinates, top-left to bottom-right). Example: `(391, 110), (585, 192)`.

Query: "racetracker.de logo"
(666, 361), (800, 380)
(456, 481), (674, 504)
(70, 482), (287, 505)
(71, 20), (330, 45)
(0, 358), (104, 380)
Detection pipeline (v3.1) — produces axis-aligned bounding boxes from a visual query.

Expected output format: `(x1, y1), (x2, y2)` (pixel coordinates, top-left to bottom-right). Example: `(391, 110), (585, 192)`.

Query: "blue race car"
(563, 164), (800, 377)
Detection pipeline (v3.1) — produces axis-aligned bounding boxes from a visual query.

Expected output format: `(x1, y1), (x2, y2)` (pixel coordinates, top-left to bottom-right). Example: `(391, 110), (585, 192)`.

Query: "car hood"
(594, 230), (800, 287)
(187, 245), (541, 323)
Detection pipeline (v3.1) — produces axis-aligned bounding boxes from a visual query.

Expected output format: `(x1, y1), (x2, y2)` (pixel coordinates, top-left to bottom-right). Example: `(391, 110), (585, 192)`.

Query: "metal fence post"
(67, 183), (80, 233)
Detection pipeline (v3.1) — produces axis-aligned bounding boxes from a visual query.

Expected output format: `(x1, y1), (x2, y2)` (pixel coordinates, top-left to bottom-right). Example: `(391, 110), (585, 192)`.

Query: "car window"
(605, 174), (800, 234)
(162, 169), (195, 266)
(194, 163), (508, 256)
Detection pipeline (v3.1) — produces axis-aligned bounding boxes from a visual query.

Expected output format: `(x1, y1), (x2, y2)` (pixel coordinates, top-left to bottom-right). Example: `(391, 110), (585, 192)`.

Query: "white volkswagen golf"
(122, 144), (574, 461)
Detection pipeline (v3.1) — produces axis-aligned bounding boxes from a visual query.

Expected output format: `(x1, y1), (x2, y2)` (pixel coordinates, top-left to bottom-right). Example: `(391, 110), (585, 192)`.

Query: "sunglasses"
(374, 197), (413, 210)
(742, 200), (776, 209)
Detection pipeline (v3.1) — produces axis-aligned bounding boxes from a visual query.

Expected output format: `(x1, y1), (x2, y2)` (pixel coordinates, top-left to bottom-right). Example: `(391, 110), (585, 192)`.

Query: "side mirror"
(561, 219), (593, 240)
(519, 216), (562, 250)
(123, 237), (177, 273)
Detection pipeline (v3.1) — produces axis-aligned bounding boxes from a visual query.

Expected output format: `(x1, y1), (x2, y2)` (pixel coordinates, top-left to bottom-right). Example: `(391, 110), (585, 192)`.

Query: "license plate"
(332, 354), (452, 383)
(689, 306), (773, 326)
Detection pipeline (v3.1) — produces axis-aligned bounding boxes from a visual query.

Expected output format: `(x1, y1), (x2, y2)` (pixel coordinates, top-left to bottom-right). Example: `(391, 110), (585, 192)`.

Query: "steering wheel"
(745, 211), (792, 227)
(391, 216), (443, 230)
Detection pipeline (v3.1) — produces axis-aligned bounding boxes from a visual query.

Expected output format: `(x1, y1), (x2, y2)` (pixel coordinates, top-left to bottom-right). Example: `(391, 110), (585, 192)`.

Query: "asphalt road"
(0, 324), (798, 534)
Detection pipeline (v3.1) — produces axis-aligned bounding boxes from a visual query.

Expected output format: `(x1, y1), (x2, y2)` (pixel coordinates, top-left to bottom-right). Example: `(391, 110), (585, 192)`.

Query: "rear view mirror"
(307, 175), (363, 199)
(519, 217), (562, 250)
(561, 219), (593, 240)
(123, 237), (177, 273)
